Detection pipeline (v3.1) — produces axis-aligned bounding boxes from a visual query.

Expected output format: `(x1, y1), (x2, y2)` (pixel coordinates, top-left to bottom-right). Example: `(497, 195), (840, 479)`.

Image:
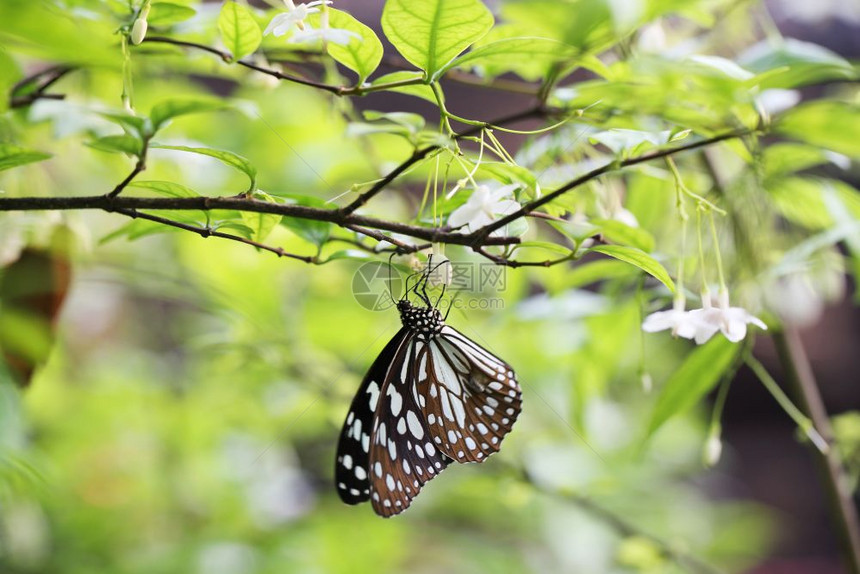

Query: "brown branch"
(107, 136), (150, 198)
(115, 207), (317, 263)
(339, 105), (551, 215)
(475, 246), (574, 268)
(143, 36), (344, 94)
(471, 127), (756, 242)
(9, 66), (75, 109)
(0, 194), (519, 249)
(772, 329), (860, 573)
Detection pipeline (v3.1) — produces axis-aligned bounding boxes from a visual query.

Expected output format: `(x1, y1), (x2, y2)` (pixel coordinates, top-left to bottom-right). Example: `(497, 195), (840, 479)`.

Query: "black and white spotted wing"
(335, 299), (521, 517)
(415, 326), (522, 464)
(335, 328), (409, 505)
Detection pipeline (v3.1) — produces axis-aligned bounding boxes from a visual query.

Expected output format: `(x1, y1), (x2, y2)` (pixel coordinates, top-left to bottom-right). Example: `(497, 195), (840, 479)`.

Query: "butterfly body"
(336, 298), (522, 517)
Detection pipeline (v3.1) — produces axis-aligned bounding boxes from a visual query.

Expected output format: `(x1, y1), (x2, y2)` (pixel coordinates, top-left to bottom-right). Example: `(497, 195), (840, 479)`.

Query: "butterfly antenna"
(387, 251), (397, 303)
(444, 289), (461, 320)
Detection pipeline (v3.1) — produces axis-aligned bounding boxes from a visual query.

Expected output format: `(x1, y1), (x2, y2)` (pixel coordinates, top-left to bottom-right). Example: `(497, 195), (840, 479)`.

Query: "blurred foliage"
(1, 0), (858, 572)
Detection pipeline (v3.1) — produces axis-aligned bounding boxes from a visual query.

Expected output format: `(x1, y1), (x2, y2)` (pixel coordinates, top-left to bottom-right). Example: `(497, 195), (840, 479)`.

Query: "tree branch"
(9, 66), (75, 109)
(114, 207), (317, 263)
(472, 128), (756, 243)
(339, 105), (551, 215)
(0, 194), (519, 249)
(772, 329), (860, 573)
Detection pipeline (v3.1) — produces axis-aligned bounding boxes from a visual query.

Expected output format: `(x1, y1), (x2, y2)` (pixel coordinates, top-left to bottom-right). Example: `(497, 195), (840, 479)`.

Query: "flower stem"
(771, 329), (860, 573)
(707, 210), (728, 294)
(744, 353), (828, 453)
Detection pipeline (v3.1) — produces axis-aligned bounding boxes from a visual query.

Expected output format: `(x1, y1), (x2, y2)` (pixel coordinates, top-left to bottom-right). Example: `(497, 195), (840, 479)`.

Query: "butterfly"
(335, 260), (522, 517)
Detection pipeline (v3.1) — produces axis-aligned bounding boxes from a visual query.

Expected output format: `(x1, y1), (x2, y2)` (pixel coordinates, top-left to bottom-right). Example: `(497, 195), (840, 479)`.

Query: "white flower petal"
(492, 199), (521, 216)
(642, 310), (680, 332)
(447, 204), (479, 230)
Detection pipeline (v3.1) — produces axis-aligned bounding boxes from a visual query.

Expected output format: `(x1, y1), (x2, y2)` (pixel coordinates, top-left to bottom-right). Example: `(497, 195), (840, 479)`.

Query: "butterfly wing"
(368, 338), (452, 517)
(335, 327), (410, 505)
(417, 325), (522, 463)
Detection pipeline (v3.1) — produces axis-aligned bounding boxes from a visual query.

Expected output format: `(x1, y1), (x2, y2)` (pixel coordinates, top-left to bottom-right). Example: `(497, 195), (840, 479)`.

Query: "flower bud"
(131, 17), (148, 45)
(703, 433), (722, 467)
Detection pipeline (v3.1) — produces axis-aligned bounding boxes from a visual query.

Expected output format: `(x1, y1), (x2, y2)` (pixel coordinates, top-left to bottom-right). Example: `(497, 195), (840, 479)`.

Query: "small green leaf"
(443, 37), (576, 80)
(311, 8), (382, 82)
(241, 190), (282, 242)
(276, 193), (332, 247)
(588, 245), (675, 292)
(321, 249), (375, 263)
(99, 112), (148, 137)
(561, 259), (637, 289)
(645, 337), (740, 439)
(742, 39), (857, 89)
(148, 2), (196, 26)
(129, 180), (199, 198)
(381, 0), (494, 79)
(151, 143), (256, 190)
(777, 101), (860, 158)
(369, 71), (436, 103)
(589, 129), (674, 155)
(592, 219), (656, 253)
(362, 111), (426, 133)
(86, 135), (142, 156)
(150, 98), (227, 131)
(0, 144), (52, 172)
(218, 2), (262, 60)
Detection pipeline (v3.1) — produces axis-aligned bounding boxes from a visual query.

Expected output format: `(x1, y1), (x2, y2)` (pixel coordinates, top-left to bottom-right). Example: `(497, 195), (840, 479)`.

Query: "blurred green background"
(2, 0), (860, 572)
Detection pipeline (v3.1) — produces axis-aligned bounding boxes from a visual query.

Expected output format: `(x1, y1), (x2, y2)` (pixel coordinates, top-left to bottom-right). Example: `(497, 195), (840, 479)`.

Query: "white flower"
(688, 291), (767, 344)
(289, 25), (361, 46)
(447, 183), (521, 234)
(264, 1), (330, 37)
(642, 298), (702, 339)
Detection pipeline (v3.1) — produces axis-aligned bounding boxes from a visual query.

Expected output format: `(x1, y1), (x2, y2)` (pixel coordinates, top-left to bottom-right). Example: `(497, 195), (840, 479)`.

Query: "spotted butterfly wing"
(335, 299), (521, 517)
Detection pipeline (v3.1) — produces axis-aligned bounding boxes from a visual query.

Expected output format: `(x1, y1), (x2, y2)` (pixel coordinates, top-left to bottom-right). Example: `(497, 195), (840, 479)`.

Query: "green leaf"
(151, 143), (257, 190)
(645, 337), (739, 439)
(218, 2), (262, 61)
(128, 180), (199, 198)
(148, 2), (197, 26)
(0, 144), (52, 172)
(314, 8), (383, 82)
(592, 219), (656, 253)
(86, 135), (142, 156)
(99, 112), (148, 137)
(362, 111), (426, 133)
(777, 101), (860, 158)
(321, 249), (375, 263)
(381, 0), (494, 79)
(369, 72), (436, 103)
(276, 193), (332, 247)
(241, 190), (282, 242)
(443, 37), (576, 81)
(560, 259), (637, 289)
(742, 39), (857, 89)
(150, 98), (227, 131)
(588, 245), (675, 292)
(589, 128), (674, 155)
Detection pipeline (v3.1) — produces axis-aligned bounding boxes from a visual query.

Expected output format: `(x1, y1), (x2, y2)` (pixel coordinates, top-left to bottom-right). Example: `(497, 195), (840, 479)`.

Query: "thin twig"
(471, 128), (755, 243)
(107, 136), (150, 198)
(772, 329), (860, 573)
(115, 207), (316, 263)
(520, 467), (724, 574)
(340, 105), (550, 215)
(9, 66), (75, 109)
